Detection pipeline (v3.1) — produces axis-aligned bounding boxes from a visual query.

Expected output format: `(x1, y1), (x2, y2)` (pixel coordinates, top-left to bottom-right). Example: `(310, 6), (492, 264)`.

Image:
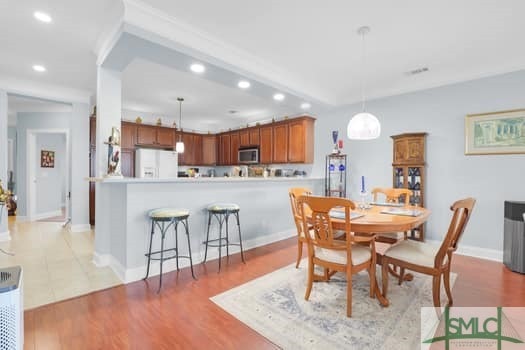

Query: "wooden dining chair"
(371, 187), (413, 207)
(297, 195), (376, 317)
(288, 187), (313, 268)
(381, 197), (476, 307)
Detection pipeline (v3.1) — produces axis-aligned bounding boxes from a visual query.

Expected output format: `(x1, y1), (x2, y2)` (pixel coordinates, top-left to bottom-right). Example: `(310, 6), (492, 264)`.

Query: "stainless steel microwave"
(238, 147), (259, 164)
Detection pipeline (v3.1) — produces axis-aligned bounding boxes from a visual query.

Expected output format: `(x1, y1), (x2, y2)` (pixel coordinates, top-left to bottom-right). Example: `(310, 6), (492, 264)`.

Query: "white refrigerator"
(135, 149), (178, 178)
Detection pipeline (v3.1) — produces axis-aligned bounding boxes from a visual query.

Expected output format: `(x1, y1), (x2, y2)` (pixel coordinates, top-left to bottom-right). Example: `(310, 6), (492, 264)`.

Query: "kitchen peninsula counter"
(93, 176), (323, 283)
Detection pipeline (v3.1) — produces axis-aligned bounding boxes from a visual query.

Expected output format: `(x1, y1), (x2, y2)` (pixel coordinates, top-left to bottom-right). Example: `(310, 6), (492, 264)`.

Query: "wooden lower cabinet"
(259, 126), (273, 164)
(120, 149), (135, 177)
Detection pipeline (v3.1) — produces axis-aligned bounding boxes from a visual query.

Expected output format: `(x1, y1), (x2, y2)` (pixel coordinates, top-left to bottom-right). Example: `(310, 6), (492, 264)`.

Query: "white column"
(94, 66), (122, 262)
(0, 90), (9, 240)
(70, 102), (90, 232)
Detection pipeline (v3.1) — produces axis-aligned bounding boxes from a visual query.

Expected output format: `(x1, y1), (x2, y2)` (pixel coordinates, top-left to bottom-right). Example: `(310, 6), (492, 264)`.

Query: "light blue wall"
(16, 112), (71, 216)
(313, 70), (525, 252)
(35, 133), (66, 215)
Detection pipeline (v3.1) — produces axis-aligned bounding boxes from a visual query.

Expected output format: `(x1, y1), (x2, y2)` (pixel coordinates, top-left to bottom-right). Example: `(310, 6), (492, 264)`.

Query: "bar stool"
(144, 208), (196, 292)
(203, 203), (245, 271)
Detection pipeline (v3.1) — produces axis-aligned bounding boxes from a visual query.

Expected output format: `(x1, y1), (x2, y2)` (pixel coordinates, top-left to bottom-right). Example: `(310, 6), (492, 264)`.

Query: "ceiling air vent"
(405, 67), (429, 76)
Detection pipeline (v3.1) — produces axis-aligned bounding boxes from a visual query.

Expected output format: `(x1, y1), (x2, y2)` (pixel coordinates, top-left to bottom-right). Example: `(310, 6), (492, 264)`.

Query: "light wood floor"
(23, 237), (525, 350)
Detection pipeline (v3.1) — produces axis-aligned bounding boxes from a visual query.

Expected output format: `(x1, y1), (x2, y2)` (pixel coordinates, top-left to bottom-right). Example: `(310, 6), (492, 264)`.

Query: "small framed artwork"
(465, 109), (525, 155)
(41, 150), (55, 168)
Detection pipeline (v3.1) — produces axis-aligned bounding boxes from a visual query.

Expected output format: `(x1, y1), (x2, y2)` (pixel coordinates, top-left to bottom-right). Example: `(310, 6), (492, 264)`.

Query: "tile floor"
(0, 217), (122, 310)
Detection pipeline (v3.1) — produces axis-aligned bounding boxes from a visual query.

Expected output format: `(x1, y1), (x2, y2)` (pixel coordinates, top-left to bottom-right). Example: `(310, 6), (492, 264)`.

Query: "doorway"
(27, 129), (70, 223)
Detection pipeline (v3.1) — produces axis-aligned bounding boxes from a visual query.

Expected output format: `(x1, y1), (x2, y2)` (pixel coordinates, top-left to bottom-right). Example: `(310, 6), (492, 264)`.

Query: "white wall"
(313, 70), (525, 254)
(34, 133), (66, 216)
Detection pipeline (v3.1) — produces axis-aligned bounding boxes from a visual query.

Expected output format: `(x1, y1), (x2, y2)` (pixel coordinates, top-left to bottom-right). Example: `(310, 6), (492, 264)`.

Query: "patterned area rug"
(211, 262), (455, 350)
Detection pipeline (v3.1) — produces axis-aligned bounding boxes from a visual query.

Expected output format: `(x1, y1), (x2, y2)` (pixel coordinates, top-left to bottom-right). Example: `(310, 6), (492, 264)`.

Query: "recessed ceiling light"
(190, 63), (205, 73)
(237, 80), (252, 89)
(301, 102), (311, 110)
(34, 11), (52, 23)
(238, 80), (251, 89)
(32, 65), (46, 72)
(273, 93), (285, 101)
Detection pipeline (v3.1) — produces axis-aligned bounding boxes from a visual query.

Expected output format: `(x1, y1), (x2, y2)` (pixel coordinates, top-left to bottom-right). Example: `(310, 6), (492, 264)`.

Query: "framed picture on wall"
(41, 150), (55, 168)
(465, 109), (525, 155)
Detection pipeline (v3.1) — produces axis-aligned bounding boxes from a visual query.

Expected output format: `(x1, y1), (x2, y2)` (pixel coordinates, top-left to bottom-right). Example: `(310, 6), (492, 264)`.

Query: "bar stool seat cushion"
(148, 208), (189, 220)
(207, 203), (240, 212)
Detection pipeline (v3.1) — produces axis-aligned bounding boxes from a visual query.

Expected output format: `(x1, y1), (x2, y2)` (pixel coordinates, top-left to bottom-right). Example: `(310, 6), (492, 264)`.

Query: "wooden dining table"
(328, 203), (431, 307)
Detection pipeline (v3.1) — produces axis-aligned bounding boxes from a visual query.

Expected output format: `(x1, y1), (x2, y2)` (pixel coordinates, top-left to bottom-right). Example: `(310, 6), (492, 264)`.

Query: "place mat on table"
(380, 208), (423, 217)
(328, 210), (365, 220)
(369, 202), (404, 207)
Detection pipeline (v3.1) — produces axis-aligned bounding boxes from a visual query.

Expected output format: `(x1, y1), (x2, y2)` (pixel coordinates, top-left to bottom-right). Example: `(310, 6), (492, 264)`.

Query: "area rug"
(211, 262), (456, 350)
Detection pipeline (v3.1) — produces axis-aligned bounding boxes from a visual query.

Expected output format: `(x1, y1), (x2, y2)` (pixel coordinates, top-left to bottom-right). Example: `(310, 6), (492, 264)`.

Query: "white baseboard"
(92, 252), (111, 267)
(0, 230), (11, 242)
(33, 210), (62, 221)
(427, 239), (503, 262)
(101, 228), (297, 284)
(70, 224), (92, 233)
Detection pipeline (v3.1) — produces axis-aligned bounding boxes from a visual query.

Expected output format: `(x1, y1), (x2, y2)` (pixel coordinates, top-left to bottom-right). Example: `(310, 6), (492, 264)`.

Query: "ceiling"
(141, 0), (525, 104)
(122, 59), (301, 131)
(2, 0), (525, 122)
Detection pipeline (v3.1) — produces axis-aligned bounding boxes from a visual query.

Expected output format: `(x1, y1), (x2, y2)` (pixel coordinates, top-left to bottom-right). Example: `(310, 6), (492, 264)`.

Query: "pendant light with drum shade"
(347, 26), (381, 140)
(175, 97), (185, 153)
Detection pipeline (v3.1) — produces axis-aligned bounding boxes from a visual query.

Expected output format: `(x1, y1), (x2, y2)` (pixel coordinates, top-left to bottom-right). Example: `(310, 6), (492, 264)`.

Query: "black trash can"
(503, 201), (525, 273)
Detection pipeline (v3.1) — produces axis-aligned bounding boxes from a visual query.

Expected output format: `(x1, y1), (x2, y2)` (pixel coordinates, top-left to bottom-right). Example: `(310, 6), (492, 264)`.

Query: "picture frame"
(41, 150), (55, 168)
(465, 109), (525, 155)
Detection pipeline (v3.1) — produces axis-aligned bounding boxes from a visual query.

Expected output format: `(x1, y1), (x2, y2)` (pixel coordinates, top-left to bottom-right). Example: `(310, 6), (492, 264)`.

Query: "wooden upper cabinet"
(259, 125), (273, 164)
(392, 132), (427, 164)
(193, 134), (203, 165)
(121, 122), (136, 149)
(249, 128), (260, 145)
(202, 135), (217, 165)
(157, 128), (175, 147)
(287, 117), (315, 163)
(179, 132), (195, 165)
(272, 123), (289, 163)
(230, 132), (240, 165)
(136, 125), (174, 148)
(239, 130), (250, 146)
(219, 133), (231, 165)
(136, 125), (157, 146)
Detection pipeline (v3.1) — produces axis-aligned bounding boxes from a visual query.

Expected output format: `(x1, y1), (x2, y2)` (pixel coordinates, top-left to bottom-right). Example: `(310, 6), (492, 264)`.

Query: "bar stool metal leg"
(183, 218), (197, 279)
(235, 211), (245, 263)
(175, 220), (180, 271)
(225, 212), (230, 257)
(144, 219), (155, 280)
(203, 212), (212, 263)
(158, 222), (166, 293)
(218, 213), (223, 271)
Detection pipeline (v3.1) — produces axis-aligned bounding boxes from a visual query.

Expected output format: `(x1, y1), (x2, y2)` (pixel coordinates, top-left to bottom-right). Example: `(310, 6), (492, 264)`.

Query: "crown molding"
(121, 0), (336, 106)
(0, 75), (91, 104)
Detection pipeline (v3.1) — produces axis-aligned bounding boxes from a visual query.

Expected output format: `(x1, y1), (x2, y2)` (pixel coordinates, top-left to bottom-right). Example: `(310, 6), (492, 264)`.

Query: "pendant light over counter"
(175, 97), (185, 153)
(347, 26), (381, 140)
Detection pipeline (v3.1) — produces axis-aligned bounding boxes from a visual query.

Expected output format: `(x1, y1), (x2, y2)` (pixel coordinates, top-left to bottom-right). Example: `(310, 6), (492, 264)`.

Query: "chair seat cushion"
(148, 208), (189, 219)
(207, 203), (240, 212)
(378, 232), (405, 240)
(314, 244), (371, 266)
(384, 240), (439, 268)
